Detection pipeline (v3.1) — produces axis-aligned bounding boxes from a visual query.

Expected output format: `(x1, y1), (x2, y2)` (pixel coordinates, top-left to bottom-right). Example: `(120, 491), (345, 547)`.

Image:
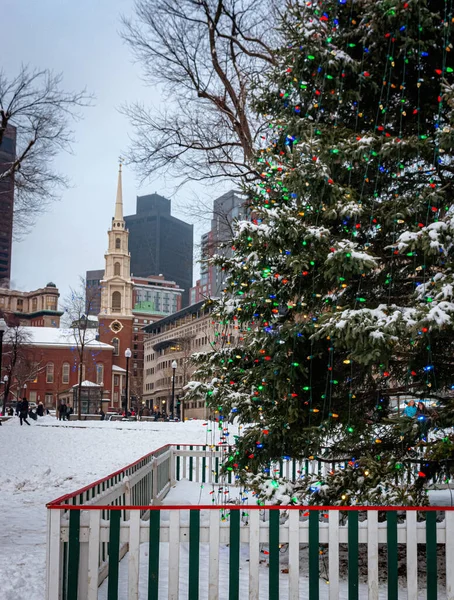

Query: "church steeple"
(113, 162), (124, 225)
(99, 164), (133, 319)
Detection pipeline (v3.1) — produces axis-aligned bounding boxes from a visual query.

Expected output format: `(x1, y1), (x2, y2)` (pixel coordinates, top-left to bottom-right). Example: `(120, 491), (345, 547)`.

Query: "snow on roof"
(112, 365), (126, 372)
(71, 380), (102, 388)
(5, 327), (114, 350)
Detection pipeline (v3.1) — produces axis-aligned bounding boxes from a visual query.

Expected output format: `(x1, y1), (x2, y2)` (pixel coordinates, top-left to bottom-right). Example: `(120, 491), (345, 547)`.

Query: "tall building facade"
(190, 190), (246, 300)
(85, 269), (104, 315)
(124, 194), (193, 306)
(0, 126), (16, 288)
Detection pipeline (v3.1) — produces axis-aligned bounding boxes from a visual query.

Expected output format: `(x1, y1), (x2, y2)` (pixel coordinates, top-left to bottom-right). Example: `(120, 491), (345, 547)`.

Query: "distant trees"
(0, 65), (92, 235)
(62, 279), (100, 420)
(1, 320), (44, 414)
(122, 0), (278, 184)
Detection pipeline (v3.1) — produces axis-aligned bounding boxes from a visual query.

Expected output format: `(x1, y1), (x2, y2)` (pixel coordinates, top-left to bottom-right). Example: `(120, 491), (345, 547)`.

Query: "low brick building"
(1, 327), (118, 410)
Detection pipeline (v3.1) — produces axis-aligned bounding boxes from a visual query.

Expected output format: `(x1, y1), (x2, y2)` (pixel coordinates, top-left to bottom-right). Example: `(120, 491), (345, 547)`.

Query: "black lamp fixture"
(124, 348), (131, 415)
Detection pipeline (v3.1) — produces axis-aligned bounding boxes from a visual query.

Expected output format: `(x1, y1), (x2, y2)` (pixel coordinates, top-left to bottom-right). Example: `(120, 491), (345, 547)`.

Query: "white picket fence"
(46, 444), (454, 600)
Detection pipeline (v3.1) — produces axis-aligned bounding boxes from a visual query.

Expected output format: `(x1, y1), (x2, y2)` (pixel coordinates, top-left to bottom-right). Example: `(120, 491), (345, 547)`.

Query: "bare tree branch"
(0, 66), (93, 237)
(121, 0), (279, 184)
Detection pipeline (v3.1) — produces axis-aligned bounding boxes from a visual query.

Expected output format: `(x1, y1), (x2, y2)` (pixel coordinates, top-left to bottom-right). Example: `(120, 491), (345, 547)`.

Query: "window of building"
(46, 362), (54, 383)
(112, 338), (120, 356)
(114, 375), (119, 386)
(62, 362), (70, 384)
(45, 393), (54, 407)
(114, 262), (121, 276)
(115, 238), (121, 249)
(29, 391), (37, 403)
(96, 363), (104, 385)
(112, 291), (121, 312)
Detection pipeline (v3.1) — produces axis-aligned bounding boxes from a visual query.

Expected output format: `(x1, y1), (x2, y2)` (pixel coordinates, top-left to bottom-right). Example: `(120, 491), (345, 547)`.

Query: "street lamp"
(2, 374), (7, 416)
(124, 348), (131, 415)
(170, 360), (177, 418)
(0, 318), (7, 415)
(23, 383), (27, 399)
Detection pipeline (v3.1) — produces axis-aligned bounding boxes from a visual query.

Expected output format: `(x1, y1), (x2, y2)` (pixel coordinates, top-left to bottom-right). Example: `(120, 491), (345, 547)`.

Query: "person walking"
(19, 398), (31, 426)
(58, 402), (66, 421)
(37, 402), (44, 417)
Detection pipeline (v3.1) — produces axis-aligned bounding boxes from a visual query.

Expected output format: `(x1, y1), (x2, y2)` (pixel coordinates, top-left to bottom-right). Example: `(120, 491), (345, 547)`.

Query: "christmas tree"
(189, 0), (454, 505)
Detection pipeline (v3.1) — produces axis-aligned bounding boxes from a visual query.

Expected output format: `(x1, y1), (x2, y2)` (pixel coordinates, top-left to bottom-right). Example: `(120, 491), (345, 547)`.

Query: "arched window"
(112, 338), (120, 356)
(112, 291), (121, 312)
(115, 238), (121, 249)
(96, 363), (104, 385)
(62, 362), (70, 384)
(114, 262), (121, 276)
(46, 362), (54, 383)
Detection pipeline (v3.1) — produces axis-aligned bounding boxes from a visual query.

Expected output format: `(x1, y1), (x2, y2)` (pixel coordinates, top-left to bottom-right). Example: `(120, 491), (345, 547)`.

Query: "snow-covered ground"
(0, 415), (211, 600)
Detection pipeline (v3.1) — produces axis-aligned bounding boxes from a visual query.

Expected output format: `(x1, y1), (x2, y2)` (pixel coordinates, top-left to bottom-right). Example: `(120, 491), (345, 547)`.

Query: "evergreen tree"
(189, 0), (454, 505)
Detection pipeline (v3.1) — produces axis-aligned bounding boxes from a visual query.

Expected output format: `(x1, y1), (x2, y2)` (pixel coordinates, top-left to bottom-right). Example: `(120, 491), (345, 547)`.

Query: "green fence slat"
(229, 510), (240, 600)
(202, 455), (206, 484)
(107, 510), (121, 600)
(269, 510), (280, 600)
(387, 511), (398, 600)
(67, 511), (80, 600)
(348, 511), (359, 600)
(189, 510), (200, 600)
(148, 511), (160, 600)
(309, 510), (319, 600)
(190, 445), (193, 481)
(215, 457), (219, 483)
(62, 541), (68, 600)
(279, 460), (283, 477)
(292, 459), (296, 481)
(176, 445), (180, 481)
(426, 511), (437, 600)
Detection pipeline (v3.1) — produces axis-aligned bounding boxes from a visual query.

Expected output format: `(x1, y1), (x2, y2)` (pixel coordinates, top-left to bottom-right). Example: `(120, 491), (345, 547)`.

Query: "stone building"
(0, 283), (62, 326)
(143, 300), (239, 419)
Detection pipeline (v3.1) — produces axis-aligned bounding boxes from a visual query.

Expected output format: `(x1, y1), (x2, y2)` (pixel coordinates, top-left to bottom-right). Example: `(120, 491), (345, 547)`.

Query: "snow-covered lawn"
(0, 415), (211, 600)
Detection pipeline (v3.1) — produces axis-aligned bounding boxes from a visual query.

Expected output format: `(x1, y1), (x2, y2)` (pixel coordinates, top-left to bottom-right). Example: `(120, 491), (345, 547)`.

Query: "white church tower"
(99, 164), (133, 320)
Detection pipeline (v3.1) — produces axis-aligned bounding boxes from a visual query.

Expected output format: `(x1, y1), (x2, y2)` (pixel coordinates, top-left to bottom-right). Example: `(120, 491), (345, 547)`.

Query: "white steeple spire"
(114, 162), (124, 223)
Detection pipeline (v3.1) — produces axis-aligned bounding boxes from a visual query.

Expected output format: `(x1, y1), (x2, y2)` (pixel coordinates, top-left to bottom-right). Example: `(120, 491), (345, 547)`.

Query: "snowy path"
(0, 416), (210, 600)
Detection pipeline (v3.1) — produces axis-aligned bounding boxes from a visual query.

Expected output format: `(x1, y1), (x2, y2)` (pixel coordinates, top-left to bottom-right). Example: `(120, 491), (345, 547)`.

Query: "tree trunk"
(77, 361), (83, 420)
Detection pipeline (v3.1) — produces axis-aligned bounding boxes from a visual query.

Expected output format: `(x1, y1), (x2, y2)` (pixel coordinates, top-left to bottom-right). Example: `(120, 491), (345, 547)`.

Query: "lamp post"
(0, 318), (7, 415)
(124, 348), (131, 416)
(170, 360), (177, 419)
(23, 383), (27, 399)
(2, 374), (7, 416)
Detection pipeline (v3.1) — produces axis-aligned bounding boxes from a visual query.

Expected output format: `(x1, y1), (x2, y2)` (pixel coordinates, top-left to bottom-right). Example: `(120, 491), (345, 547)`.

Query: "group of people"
(14, 398), (47, 425)
(403, 399), (435, 419)
(57, 402), (74, 421)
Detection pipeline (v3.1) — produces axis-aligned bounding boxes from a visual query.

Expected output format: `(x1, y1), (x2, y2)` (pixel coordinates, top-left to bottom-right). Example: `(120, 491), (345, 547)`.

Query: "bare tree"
(1, 321), (45, 414)
(0, 66), (92, 235)
(121, 0), (278, 185)
(62, 279), (100, 420)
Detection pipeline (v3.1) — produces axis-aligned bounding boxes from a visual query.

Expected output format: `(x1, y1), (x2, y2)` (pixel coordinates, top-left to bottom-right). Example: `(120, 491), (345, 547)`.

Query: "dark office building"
(0, 126), (16, 288)
(85, 269), (104, 315)
(124, 194), (193, 306)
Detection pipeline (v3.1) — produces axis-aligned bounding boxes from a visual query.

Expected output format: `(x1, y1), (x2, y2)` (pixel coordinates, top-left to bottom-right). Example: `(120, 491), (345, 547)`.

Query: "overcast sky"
(5, 0), (221, 300)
